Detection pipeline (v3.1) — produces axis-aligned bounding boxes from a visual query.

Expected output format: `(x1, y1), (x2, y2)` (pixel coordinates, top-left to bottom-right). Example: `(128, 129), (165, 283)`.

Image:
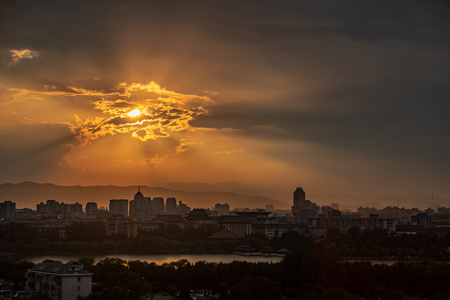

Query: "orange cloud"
(68, 82), (212, 146)
(9, 49), (39, 64)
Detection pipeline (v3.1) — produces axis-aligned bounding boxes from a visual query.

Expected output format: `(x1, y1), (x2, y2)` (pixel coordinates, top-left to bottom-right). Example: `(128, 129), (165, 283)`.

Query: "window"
(78, 277), (81, 282)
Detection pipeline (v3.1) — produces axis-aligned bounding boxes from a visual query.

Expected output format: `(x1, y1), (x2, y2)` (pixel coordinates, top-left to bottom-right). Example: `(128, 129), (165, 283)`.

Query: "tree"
(231, 276), (281, 300)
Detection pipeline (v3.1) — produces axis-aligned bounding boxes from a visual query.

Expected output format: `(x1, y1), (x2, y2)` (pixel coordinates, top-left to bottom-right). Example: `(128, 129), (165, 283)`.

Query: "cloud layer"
(1, 0), (450, 202)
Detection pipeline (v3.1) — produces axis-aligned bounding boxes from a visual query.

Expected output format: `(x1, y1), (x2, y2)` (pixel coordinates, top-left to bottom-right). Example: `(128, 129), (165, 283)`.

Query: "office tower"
(215, 203), (230, 215)
(153, 197), (164, 213)
(85, 202), (98, 215)
(130, 188), (152, 219)
(109, 199), (129, 216)
(293, 187), (306, 207)
(0, 200), (15, 220)
(166, 197), (177, 213)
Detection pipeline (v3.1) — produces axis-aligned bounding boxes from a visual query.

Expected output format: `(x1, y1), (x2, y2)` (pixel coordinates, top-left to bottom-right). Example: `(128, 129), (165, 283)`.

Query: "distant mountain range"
(0, 181), (448, 211)
(0, 182), (291, 210)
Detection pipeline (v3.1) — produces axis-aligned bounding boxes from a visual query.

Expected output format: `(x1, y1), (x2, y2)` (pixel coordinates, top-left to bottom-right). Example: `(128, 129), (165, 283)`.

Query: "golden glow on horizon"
(127, 109), (142, 117)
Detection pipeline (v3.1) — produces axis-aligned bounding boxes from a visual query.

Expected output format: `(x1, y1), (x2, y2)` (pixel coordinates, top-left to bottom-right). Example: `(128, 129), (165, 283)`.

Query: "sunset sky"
(1, 1), (450, 202)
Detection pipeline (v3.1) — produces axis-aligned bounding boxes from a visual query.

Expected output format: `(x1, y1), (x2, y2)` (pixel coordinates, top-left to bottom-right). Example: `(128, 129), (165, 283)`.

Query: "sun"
(127, 108), (142, 117)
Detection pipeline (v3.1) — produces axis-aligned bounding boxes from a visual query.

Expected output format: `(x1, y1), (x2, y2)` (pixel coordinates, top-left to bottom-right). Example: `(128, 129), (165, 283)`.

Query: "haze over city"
(1, 1), (450, 206)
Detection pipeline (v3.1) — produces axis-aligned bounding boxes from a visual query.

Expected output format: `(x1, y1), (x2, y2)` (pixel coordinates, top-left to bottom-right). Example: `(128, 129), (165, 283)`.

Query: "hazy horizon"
(2, 181), (448, 211)
(1, 1), (450, 206)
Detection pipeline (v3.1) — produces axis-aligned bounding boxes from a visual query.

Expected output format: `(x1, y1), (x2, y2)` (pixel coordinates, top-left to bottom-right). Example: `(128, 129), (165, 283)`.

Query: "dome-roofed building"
(130, 187), (151, 219)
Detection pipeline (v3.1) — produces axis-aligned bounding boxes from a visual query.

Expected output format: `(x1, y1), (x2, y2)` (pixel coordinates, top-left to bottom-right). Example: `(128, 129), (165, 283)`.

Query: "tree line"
(0, 222), (449, 261)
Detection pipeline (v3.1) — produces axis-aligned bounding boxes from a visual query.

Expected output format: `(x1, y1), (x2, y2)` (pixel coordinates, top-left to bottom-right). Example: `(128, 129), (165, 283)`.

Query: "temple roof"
(207, 227), (242, 240)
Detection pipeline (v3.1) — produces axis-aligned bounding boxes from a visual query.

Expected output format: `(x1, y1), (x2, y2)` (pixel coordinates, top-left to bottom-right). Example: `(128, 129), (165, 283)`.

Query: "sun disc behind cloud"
(128, 108), (142, 117)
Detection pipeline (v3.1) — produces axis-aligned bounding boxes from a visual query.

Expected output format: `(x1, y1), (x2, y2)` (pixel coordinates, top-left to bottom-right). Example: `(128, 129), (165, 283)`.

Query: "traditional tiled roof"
(155, 214), (185, 222)
(188, 209), (210, 216)
(28, 261), (92, 275)
(207, 227), (242, 240)
(219, 215), (251, 223)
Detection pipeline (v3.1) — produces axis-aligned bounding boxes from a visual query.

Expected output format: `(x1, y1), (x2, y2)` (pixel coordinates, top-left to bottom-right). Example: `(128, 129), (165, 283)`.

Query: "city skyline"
(1, 1), (450, 205)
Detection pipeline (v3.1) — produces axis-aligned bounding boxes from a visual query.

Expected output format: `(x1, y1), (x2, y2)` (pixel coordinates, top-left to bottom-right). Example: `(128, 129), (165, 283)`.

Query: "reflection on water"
(24, 253), (284, 265)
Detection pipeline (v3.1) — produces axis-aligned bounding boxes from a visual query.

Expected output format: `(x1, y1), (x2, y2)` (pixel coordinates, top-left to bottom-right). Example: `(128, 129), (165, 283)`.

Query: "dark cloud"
(0, 123), (75, 182)
(1, 0), (450, 197)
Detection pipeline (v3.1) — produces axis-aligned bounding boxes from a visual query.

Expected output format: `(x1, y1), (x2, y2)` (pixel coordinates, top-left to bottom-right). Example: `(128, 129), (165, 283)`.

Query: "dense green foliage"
(2, 225), (450, 299)
(80, 253), (450, 299)
(0, 222), (234, 253)
(323, 227), (450, 260)
(0, 222), (449, 263)
(0, 259), (34, 290)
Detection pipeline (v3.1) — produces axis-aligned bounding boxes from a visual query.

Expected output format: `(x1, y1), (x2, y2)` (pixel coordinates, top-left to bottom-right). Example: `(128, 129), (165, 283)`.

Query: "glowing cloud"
(9, 49), (39, 64)
(68, 82), (212, 146)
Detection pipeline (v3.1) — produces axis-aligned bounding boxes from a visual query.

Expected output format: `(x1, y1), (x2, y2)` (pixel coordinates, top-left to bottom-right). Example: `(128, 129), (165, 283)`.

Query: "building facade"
(0, 200), (15, 220)
(109, 199), (129, 217)
(26, 261), (92, 300)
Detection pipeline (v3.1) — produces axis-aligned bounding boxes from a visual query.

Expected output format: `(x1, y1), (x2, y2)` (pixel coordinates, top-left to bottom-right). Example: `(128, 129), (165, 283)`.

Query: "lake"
(24, 253), (285, 265)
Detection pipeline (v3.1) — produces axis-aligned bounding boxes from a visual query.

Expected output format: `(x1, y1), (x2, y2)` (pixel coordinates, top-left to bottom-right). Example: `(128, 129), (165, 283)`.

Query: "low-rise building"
(25, 261), (92, 300)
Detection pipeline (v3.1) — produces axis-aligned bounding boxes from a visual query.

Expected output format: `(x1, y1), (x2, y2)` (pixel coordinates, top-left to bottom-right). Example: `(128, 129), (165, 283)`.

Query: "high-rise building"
(293, 187), (306, 207)
(85, 202), (98, 215)
(215, 203), (230, 216)
(0, 201), (15, 220)
(291, 187), (317, 222)
(129, 188), (152, 219)
(109, 199), (129, 216)
(68, 202), (82, 215)
(177, 200), (191, 214)
(153, 197), (164, 213)
(166, 197), (177, 213)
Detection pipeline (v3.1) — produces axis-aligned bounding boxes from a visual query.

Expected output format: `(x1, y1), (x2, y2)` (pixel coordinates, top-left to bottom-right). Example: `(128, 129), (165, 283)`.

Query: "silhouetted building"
(411, 213), (431, 228)
(177, 200), (191, 214)
(291, 187), (318, 222)
(130, 188), (151, 219)
(214, 203), (230, 215)
(152, 197), (164, 213)
(252, 223), (305, 238)
(186, 209), (216, 228)
(68, 202), (82, 215)
(109, 199), (128, 216)
(293, 187), (306, 207)
(166, 197), (177, 213)
(37, 200), (68, 216)
(309, 213), (396, 234)
(219, 215), (252, 237)
(85, 202), (98, 215)
(0, 200), (15, 220)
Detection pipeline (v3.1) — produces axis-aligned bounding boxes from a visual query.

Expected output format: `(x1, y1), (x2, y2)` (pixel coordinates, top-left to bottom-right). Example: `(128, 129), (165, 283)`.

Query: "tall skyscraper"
(109, 199), (129, 216)
(129, 188), (151, 219)
(293, 187), (306, 207)
(291, 187), (317, 222)
(153, 197), (164, 213)
(165, 197), (177, 213)
(0, 200), (15, 220)
(85, 202), (98, 215)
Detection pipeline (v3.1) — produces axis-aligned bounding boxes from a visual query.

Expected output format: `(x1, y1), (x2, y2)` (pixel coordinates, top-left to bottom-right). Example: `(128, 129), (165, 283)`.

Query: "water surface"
(24, 253), (284, 264)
